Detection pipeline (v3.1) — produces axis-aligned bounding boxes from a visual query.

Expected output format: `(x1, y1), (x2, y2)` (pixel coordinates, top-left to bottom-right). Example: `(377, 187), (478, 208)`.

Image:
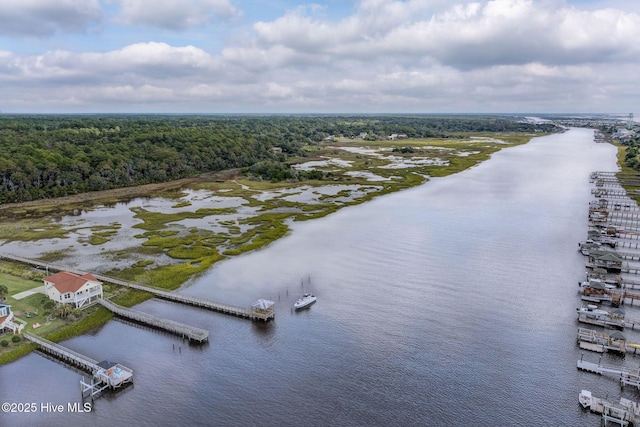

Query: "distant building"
(43, 271), (103, 309)
(271, 147), (283, 153)
(358, 132), (367, 139)
(615, 128), (635, 143)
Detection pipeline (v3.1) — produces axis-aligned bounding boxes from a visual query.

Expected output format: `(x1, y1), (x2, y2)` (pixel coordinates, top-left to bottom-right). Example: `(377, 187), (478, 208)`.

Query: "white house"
(43, 271), (103, 309)
(0, 303), (24, 334)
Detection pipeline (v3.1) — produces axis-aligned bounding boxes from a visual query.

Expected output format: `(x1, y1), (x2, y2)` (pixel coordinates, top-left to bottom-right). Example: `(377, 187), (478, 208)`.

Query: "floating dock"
(24, 332), (133, 398)
(98, 299), (209, 343)
(577, 356), (640, 389)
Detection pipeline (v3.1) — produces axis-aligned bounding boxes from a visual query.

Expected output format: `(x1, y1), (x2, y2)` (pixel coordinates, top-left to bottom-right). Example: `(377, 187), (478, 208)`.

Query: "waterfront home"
(0, 303), (25, 334)
(43, 271), (103, 309)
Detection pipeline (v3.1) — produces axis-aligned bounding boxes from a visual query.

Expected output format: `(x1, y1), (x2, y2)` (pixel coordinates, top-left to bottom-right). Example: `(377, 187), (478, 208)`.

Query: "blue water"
(0, 128), (629, 426)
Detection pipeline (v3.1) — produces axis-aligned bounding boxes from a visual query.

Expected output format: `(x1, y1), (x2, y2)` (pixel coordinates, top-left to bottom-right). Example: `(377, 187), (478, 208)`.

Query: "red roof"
(0, 315), (8, 325)
(44, 271), (100, 294)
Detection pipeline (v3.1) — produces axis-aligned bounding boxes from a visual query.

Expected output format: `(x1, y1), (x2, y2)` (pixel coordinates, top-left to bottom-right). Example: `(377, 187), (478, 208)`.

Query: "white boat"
(577, 305), (610, 318)
(294, 293), (317, 310)
(579, 389), (592, 409)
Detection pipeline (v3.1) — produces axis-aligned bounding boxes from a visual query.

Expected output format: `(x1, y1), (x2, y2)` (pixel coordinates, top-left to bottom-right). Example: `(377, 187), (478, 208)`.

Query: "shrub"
(11, 335), (20, 343)
(0, 340), (8, 347)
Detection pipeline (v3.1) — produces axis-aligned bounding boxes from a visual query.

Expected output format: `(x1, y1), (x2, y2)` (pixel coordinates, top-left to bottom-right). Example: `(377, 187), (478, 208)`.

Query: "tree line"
(0, 114), (553, 203)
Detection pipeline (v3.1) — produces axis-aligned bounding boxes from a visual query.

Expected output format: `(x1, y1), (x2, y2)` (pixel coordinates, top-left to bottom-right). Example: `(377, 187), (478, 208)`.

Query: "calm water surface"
(0, 128), (628, 426)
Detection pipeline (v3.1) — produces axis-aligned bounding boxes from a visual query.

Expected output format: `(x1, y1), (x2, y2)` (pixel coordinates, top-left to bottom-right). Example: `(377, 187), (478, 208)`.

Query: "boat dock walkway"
(98, 299), (209, 343)
(0, 253), (274, 322)
(93, 273), (272, 321)
(577, 358), (640, 389)
(23, 332), (133, 397)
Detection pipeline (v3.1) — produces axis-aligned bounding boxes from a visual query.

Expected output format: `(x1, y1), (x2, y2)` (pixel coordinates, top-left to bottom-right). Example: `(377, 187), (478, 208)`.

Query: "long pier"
(0, 253), (274, 321)
(24, 332), (133, 393)
(92, 273), (272, 321)
(98, 299), (209, 343)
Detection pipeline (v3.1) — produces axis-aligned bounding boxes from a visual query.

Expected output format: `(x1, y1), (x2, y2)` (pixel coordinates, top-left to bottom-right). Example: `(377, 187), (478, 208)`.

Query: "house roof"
(0, 315), (8, 325)
(591, 251), (623, 262)
(44, 271), (100, 294)
(251, 299), (275, 310)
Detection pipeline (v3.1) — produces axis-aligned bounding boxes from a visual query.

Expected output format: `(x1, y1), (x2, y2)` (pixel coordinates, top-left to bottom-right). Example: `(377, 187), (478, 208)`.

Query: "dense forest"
(0, 115), (555, 203)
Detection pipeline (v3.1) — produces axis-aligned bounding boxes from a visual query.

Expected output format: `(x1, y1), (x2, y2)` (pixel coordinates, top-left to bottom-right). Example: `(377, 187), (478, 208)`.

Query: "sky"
(0, 0), (639, 114)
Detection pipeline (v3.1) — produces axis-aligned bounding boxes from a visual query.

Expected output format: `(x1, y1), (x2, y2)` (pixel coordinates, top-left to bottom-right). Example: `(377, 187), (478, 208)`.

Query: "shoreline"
(0, 132), (545, 366)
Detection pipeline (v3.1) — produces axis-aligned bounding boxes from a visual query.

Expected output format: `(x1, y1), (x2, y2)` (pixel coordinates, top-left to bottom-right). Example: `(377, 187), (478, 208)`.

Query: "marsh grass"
(139, 255), (224, 290)
(0, 219), (68, 242)
(132, 207), (236, 231)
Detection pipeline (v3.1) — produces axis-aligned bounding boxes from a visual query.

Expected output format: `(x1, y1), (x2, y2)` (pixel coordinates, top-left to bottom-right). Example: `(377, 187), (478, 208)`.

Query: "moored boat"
(294, 293), (317, 310)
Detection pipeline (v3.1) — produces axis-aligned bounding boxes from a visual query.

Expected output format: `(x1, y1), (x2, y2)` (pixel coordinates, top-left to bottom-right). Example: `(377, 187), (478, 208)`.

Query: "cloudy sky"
(1, 0), (638, 113)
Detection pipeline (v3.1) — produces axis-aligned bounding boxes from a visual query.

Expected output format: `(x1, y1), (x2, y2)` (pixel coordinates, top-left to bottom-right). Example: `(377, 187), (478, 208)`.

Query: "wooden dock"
(577, 328), (626, 353)
(93, 273), (274, 321)
(24, 332), (133, 397)
(0, 253), (274, 322)
(577, 357), (640, 389)
(98, 299), (209, 343)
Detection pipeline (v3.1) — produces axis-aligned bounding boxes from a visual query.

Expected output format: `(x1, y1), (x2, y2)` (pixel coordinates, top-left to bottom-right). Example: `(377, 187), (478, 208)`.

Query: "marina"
(578, 170), (640, 425)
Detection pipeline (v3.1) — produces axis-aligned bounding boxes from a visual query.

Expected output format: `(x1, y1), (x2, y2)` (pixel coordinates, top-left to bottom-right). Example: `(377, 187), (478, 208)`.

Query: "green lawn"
(0, 271), (43, 296)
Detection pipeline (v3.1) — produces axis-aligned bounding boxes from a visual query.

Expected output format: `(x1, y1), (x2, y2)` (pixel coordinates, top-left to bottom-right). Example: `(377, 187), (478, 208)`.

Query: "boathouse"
(251, 299), (275, 321)
(0, 303), (25, 334)
(43, 271), (103, 309)
(587, 251), (623, 273)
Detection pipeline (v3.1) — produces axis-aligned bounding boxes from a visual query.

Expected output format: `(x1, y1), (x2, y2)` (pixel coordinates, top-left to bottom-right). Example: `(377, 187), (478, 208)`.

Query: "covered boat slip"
(23, 332), (133, 397)
(577, 328), (627, 354)
(250, 299), (275, 321)
(580, 389), (640, 427)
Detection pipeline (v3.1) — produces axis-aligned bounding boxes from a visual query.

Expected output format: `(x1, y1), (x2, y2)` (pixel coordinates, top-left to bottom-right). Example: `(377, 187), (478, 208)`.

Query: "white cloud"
(0, 0), (102, 37)
(242, 0), (640, 70)
(109, 0), (239, 30)
(4, 42), (217, 84)
(1, 0), (640, 113)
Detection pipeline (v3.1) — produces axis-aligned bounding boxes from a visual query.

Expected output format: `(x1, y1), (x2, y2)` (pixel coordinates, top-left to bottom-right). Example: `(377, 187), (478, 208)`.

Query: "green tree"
(41, 300), (56, 312)
(55, 303), (72, 319)
(0, 284), (7, 301)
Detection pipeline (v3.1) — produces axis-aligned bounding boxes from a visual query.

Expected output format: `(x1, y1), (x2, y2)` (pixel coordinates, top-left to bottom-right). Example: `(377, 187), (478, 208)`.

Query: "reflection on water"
(0, 128), (624, 427)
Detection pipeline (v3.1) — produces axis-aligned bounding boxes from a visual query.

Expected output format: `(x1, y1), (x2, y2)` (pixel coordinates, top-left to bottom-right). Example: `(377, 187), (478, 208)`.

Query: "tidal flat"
(0, 134), (535, 292)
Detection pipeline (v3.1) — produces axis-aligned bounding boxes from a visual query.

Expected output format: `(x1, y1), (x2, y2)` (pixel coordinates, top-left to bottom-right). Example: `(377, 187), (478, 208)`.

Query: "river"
(0, 127), (628, 426)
